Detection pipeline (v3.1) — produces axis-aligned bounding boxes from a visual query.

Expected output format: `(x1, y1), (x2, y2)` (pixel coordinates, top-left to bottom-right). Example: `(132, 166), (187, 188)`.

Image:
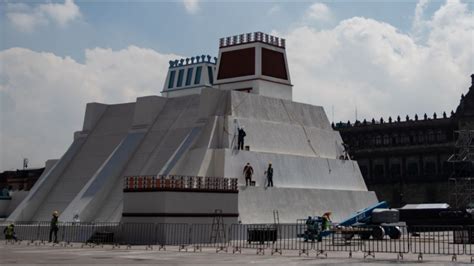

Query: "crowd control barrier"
(2, 222), (474, 261)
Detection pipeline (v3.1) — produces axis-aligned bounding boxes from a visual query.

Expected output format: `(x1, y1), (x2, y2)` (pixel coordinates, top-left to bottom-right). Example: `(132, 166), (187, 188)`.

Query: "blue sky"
(2, 1), (445, 62)
(0, 0), (473, 170)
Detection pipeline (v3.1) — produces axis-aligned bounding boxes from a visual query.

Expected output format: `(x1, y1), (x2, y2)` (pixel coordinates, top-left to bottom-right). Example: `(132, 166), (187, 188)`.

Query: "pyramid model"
(8, 33), (377, 223)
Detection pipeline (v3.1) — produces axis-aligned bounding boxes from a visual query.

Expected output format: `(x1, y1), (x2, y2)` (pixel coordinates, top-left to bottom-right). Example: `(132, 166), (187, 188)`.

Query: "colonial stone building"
(0, 168), (45, 191)
(335, 74), (474, 207)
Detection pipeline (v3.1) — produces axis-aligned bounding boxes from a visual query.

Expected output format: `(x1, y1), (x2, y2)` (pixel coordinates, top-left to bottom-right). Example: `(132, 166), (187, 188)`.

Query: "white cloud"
(39, 0), (81, 27)
(305, 2), (332, 22)
(1, 0), (472, 171)
(6, 0), (81, 32)
(413, 0), (430, 32)
(267, 5), (281, 16)
(7, 12), (47, 33)
(278, 0), (473, 123)
(0, 47), (178, 170)
(183, 0), (200, 14)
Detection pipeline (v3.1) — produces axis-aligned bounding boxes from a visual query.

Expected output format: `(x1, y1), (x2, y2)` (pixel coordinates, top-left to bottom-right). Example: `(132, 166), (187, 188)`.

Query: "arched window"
(427, 130), (435, 143)
(375, 135), (382, 146)
(418, 131), (425, 144)
(437, 130), (446, 142)
(407, 162), (418, 176)
(392, 134), (399, 145)
(353, 136), (360, 147)
(410, 132), (417, 144)
(374, 164), (385, 177)
(390, 163), (401, 177)
(366, 134), (374, 146)
(401, 133), (409, 144)
(424, 161), (436, 175)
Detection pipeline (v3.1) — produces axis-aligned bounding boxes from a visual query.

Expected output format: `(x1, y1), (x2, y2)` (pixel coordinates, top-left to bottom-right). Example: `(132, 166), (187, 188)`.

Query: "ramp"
(91, 95), (204, 221)
(8, 103), (135, 222)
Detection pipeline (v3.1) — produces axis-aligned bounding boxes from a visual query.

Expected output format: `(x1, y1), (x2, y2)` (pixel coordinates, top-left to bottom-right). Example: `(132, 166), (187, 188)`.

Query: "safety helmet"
(53, 211), (59, 216)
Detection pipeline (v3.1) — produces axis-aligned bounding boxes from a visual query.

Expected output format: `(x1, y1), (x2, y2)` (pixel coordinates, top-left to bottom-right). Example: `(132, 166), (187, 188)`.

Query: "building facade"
(0, 168), (45, 191)
(335, 74), (474, 207)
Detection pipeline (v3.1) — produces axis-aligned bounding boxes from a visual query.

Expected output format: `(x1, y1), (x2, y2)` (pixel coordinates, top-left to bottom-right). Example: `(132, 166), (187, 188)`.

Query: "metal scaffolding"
(448, 130), (474, 162)
(449, 130), (474, 208)
(449, 177), (474, 208)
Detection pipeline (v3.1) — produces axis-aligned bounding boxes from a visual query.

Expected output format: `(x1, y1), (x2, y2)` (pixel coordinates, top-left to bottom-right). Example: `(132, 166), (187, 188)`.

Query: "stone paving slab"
(0, 242), (470, 265)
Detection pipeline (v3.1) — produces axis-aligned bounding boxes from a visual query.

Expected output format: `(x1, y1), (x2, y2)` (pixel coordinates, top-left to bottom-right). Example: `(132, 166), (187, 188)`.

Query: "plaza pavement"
(0, 242), (470, 265)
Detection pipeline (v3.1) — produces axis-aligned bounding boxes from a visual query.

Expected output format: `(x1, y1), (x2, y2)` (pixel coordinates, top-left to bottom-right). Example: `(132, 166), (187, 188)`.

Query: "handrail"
(123, 175), (239, 192)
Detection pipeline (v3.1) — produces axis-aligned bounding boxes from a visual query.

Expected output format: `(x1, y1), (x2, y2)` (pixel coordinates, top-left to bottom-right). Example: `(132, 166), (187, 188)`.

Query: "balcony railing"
(124, 175), (239, 192)
(219, 32), (285, 48)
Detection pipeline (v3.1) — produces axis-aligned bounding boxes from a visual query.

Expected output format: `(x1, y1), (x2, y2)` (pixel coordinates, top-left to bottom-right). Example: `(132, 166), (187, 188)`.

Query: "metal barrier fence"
(190, 223), (228, 252)
(410, 225), (465, 255)
(155, 223), (189, 247)
(464, 226), (474, 256)
(229, 224), (281, 254)
(117, 223), (155, 246)
(3, 222), (474, 259)
(0, 222), (121, 244)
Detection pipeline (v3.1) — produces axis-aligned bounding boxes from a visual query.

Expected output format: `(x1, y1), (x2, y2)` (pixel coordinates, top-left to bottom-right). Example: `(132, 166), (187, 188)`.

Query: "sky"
(0, 0), (473, 170)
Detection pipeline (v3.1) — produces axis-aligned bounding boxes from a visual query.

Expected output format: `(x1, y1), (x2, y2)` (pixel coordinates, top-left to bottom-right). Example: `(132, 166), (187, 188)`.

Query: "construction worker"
(243, 163), (254, 186)
(304, 216), (318, 242)
(322, 212), (332, 231)
(73, 214), (80, 224)
(264, 162), (273, 187)
(3, 223), (17, 242)
(342, 143), (350, 160)
(237, 127), (246, 150)
(49, 211), (59, 243)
